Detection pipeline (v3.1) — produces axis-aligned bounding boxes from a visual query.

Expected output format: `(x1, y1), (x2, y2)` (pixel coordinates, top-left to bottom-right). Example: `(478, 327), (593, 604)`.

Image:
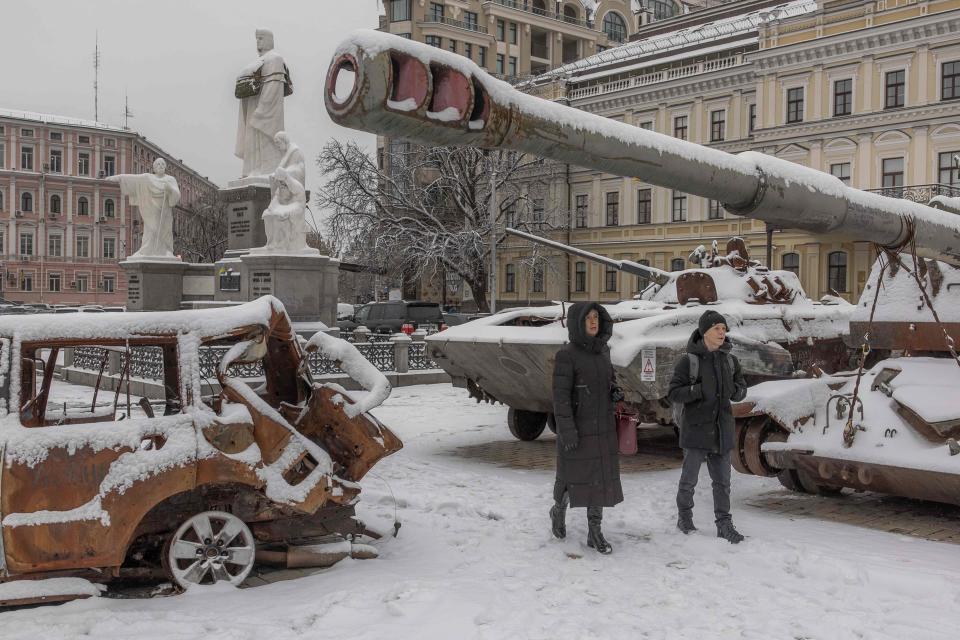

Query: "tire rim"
(167, 511), (256, 589)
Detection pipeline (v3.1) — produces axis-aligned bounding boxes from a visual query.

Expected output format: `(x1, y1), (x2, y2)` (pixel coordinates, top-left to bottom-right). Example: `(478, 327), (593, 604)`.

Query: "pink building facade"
(0, 109), (218, 306)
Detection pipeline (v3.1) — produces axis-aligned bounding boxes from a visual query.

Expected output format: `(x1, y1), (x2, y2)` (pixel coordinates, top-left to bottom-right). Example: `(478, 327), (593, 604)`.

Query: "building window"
(49, 131), (63, 141)
(78, 135), (90, 144)
(389, 0), (410, 21)
(509, 22), (517, 45)
(0, 190), (4, 211)
(429, 2), (444, 21)
(505, 264), (515, 292)
(104, 198), (115, 217)
(639, 121), (653, 130)
(605, 192), (619, 226)
(464, 43), (473, 60)
(885, 70), (905, 109)
(464, 11), (478, 30)
(749, 103), (756, 133)
(532, 265), (544, 293)
(828, 251), (847, 293)
(76, 275), (89, 293)
(943, 61), (960, 101)
(670, 258), (685, 272)
(575, 194), (588, 228)
(532, 198), (544, 224)
(48, 272), (61, 293)
(102, 275), (115, 293)
(881, 157), (904, 190)
(575, 261), (586, 292)
(425, 36), (442, 48)
(0, 143), (4, 169)
(673, 115), (688, 140)
(103, 237), (116, 259)
(834, 79), (852, 116)
(77, 196), (90, 216)
(938, 151), (959, 187)
(102, 155), (116, 177)
(20, 191), (33, 212)
(671, 191), (687, 222)
(21, 272), (33, 292)
(21, 145), (33, 171)
(48, 234), (62, 257)
(390, 0), (410, 22)
(604, 265), (617, 292)
(786, 87), (804, 123)
(20, 128), (34, 138)
(637, 189), (652, 224)
(19, 232), (34, 255)
(496, 54), (504, 75)
(710, 110), (725, 142)
(830, 162), (851, 185)
(496, 19), (505, 41)
(650, 0), (677, 20)
(49, 149), (63, 173)
(448, 40), (457, 53)
(479, 46), (487, 68)
(708, 200), (723, 220)
(782, 252), (800, 275)
(636, 259), (651, 291)
(78, 152), (90, 176)
(602, 12), (627, 43)
(508, 57), (517, 77)
(76, 236), (90, 258)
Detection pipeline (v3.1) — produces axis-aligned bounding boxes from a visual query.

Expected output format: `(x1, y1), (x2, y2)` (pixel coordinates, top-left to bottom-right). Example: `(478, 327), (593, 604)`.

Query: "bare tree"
(316, 139), (566, 312)
(173, 195), (228, 263)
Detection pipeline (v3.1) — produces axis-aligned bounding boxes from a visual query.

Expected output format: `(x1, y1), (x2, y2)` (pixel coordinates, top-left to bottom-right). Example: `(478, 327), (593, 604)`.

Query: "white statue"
(108, 158), (180, 260)
(254, 167), (317, 255)
(271, 131), (305, 194)
(235, 28), (293, 179)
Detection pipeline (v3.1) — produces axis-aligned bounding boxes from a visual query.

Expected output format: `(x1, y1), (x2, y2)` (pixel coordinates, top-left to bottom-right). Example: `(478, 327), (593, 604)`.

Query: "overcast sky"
(0, 0), (380, 191)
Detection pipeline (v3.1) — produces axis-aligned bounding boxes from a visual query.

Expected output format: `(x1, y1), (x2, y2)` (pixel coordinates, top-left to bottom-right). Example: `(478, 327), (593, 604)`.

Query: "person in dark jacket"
(550, 302), (624, 554)
(668, 309), (748, 543)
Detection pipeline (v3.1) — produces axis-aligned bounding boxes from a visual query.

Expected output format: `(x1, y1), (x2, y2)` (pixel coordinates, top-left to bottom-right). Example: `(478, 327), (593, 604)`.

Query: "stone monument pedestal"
(238, 252), (339, 325)
(218, 183), (271, 259)
(121, 260), (191, 311)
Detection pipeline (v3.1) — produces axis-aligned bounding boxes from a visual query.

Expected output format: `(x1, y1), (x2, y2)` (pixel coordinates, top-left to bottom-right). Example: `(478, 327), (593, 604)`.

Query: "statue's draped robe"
(235, 50), (287, 177)
(117, 173), (180, 258)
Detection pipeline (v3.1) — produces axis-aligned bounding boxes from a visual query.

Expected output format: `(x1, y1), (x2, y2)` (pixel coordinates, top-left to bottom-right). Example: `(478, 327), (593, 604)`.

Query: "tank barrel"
(505, 228), (671, 286)
(326, 31), (960, 267)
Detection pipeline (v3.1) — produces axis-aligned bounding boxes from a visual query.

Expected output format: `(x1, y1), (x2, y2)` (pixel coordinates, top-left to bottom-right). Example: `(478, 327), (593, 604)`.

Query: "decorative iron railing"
(408, 342), (439, 370)
(866, 184), (960, 203)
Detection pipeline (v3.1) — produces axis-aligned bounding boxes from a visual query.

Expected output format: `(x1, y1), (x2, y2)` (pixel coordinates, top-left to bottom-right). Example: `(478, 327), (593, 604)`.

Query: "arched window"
(649, 0), (677, 21)
(77, 196), (89, 216)
(50, 194), (61, 214)
(104, 198), (115, 218)
(828, 251), (847, 293)
(602, 12), (627, 43)
(505, 264), (516, 293)
(782, 252), (799, 275)
(20, 192), (33, 212)
(563, 3), (579, 24)
(670, 258), (686, 272)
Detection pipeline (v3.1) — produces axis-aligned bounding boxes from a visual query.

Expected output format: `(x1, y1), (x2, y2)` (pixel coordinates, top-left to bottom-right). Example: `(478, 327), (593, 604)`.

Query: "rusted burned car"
(0, 296), (401, 604)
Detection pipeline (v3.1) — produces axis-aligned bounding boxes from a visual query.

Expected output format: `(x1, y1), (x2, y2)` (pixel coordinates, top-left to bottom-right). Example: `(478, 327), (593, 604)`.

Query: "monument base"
(238, 253), (339, 325)
(121, 260), (190, 311)
(218, 184), (271, 258)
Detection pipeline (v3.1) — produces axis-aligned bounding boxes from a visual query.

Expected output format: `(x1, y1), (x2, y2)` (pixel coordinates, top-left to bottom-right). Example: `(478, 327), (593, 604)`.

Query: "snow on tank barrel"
(325, 30), (960, 268)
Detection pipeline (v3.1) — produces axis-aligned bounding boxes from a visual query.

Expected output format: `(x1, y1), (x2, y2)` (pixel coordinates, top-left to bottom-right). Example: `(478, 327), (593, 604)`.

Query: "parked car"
(0, 296), (402, 603)
(441, 312), (489, 328)
(352, 301), (444, 334)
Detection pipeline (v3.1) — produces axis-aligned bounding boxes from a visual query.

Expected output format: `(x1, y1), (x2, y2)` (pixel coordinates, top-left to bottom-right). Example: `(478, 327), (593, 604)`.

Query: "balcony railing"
(419, 16), (488, 34)
(866, 184), (960, 203)
(486, 0), (592, 29)
(569, 54), (746, 100)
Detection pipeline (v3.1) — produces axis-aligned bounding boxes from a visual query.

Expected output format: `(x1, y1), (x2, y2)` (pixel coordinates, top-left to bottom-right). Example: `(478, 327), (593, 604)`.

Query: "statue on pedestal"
(272, 131), (305, 194)
(108, 158), (180, 260)
(235, 28), (293, 179)
(255, 167), (317, 255)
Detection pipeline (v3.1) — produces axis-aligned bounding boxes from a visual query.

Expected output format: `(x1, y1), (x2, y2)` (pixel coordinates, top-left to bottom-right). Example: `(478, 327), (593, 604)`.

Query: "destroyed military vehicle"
(0, 296), (401, 605)
(322, 30), (960, 506)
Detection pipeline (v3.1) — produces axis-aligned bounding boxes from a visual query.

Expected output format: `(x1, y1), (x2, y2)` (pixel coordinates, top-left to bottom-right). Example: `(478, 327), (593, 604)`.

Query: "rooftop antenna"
(93, 31), (101, 122)
(124, 90), (134, 130)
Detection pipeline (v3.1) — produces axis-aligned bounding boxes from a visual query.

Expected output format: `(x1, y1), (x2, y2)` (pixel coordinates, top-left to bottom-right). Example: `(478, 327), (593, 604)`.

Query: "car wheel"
(164, 511), (256, 590)
(507, 408), (547, 441)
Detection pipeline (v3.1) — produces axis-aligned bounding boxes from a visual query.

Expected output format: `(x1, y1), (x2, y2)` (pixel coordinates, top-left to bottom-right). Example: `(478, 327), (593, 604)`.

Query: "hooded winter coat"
(551, 302), (624, 508)
(667, 329), (748, 452)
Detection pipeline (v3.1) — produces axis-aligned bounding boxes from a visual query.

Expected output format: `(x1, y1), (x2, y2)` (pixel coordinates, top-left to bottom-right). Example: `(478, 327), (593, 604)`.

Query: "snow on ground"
(4, 385), (960, 639)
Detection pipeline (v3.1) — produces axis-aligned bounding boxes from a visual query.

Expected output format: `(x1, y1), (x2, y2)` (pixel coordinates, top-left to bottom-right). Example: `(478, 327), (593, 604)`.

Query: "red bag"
(616, 409), (638, 455)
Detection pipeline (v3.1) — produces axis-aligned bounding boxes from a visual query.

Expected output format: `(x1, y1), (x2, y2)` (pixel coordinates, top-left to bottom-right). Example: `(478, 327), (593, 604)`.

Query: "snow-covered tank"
(322, 30), (960, 506)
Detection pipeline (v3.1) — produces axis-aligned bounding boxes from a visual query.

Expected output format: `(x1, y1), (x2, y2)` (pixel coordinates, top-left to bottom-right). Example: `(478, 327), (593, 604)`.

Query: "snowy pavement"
(4, 385), (960, 639)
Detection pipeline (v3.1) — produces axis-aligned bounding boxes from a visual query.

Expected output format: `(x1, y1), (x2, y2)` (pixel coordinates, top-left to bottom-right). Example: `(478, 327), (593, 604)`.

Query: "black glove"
(562, 437), (579, 452)
(611, 386), (625, 403)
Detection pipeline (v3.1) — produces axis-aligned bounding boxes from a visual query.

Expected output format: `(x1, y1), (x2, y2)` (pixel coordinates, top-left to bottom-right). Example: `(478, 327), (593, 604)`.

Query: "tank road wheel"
(164, 511), (256, 590)
(777, 469), (843, 497)
(731, 419), (751, 475)
(743, 417), (786, 478)
(777, 469), (804, 492)
(507, 408), (547, 441)
(546, 413), (557, 434)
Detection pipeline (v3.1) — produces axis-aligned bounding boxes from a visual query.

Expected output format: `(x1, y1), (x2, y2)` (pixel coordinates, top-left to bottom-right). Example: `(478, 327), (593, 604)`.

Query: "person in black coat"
(550, 302), (624, 554)
(667, 309), (748, 543)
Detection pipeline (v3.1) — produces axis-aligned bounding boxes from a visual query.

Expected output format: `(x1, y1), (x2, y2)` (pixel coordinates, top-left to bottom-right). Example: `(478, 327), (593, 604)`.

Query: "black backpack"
(671, 353), (699, 429)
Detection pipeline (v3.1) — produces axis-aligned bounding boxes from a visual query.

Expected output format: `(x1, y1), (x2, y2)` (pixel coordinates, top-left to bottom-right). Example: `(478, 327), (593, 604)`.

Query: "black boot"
(716, 520), (744, 544)
(586, 507), (612, 554)
(677, 512), (697, 535)
(549, 495), (568, 540)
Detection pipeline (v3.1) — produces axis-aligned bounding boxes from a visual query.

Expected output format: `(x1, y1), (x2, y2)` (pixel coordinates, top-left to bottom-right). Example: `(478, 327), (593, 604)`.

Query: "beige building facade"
(495, 0), (960, 307)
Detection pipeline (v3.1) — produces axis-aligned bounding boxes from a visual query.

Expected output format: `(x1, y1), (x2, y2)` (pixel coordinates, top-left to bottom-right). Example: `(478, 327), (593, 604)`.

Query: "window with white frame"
(786, 87), (804, 123)
(102, 237), (116, 259)
(77, 196), (90, 216)
(78, 152), (90, 176)
(671, 191), (687, 222)
(938, 151), (959, 187)
(50, 194), (62, 214)
(830, 162), (851, 185)
(48, 234), (62, 257)
(881, 157), (904, 190)
(20, 191), (33, 212)
(104, 198), (115, 218)
(76, 235), (90, 258)
(76, 274), (89, 293)
(102, 274), (115, 293)
(20, 145), (33, 171)
(19, 232), (33, 255)
(48, 272), (61, 292)
(833, 79), (852, 116)
(885, 70), (905, 109)
(49, 148), (62, 173)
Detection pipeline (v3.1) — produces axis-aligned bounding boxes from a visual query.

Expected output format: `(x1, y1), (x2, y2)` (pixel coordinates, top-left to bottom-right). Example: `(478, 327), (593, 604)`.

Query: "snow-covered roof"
(0, 296), (287, 343)
(540, 0), (816, 81)
(0, 108), (127, 133)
